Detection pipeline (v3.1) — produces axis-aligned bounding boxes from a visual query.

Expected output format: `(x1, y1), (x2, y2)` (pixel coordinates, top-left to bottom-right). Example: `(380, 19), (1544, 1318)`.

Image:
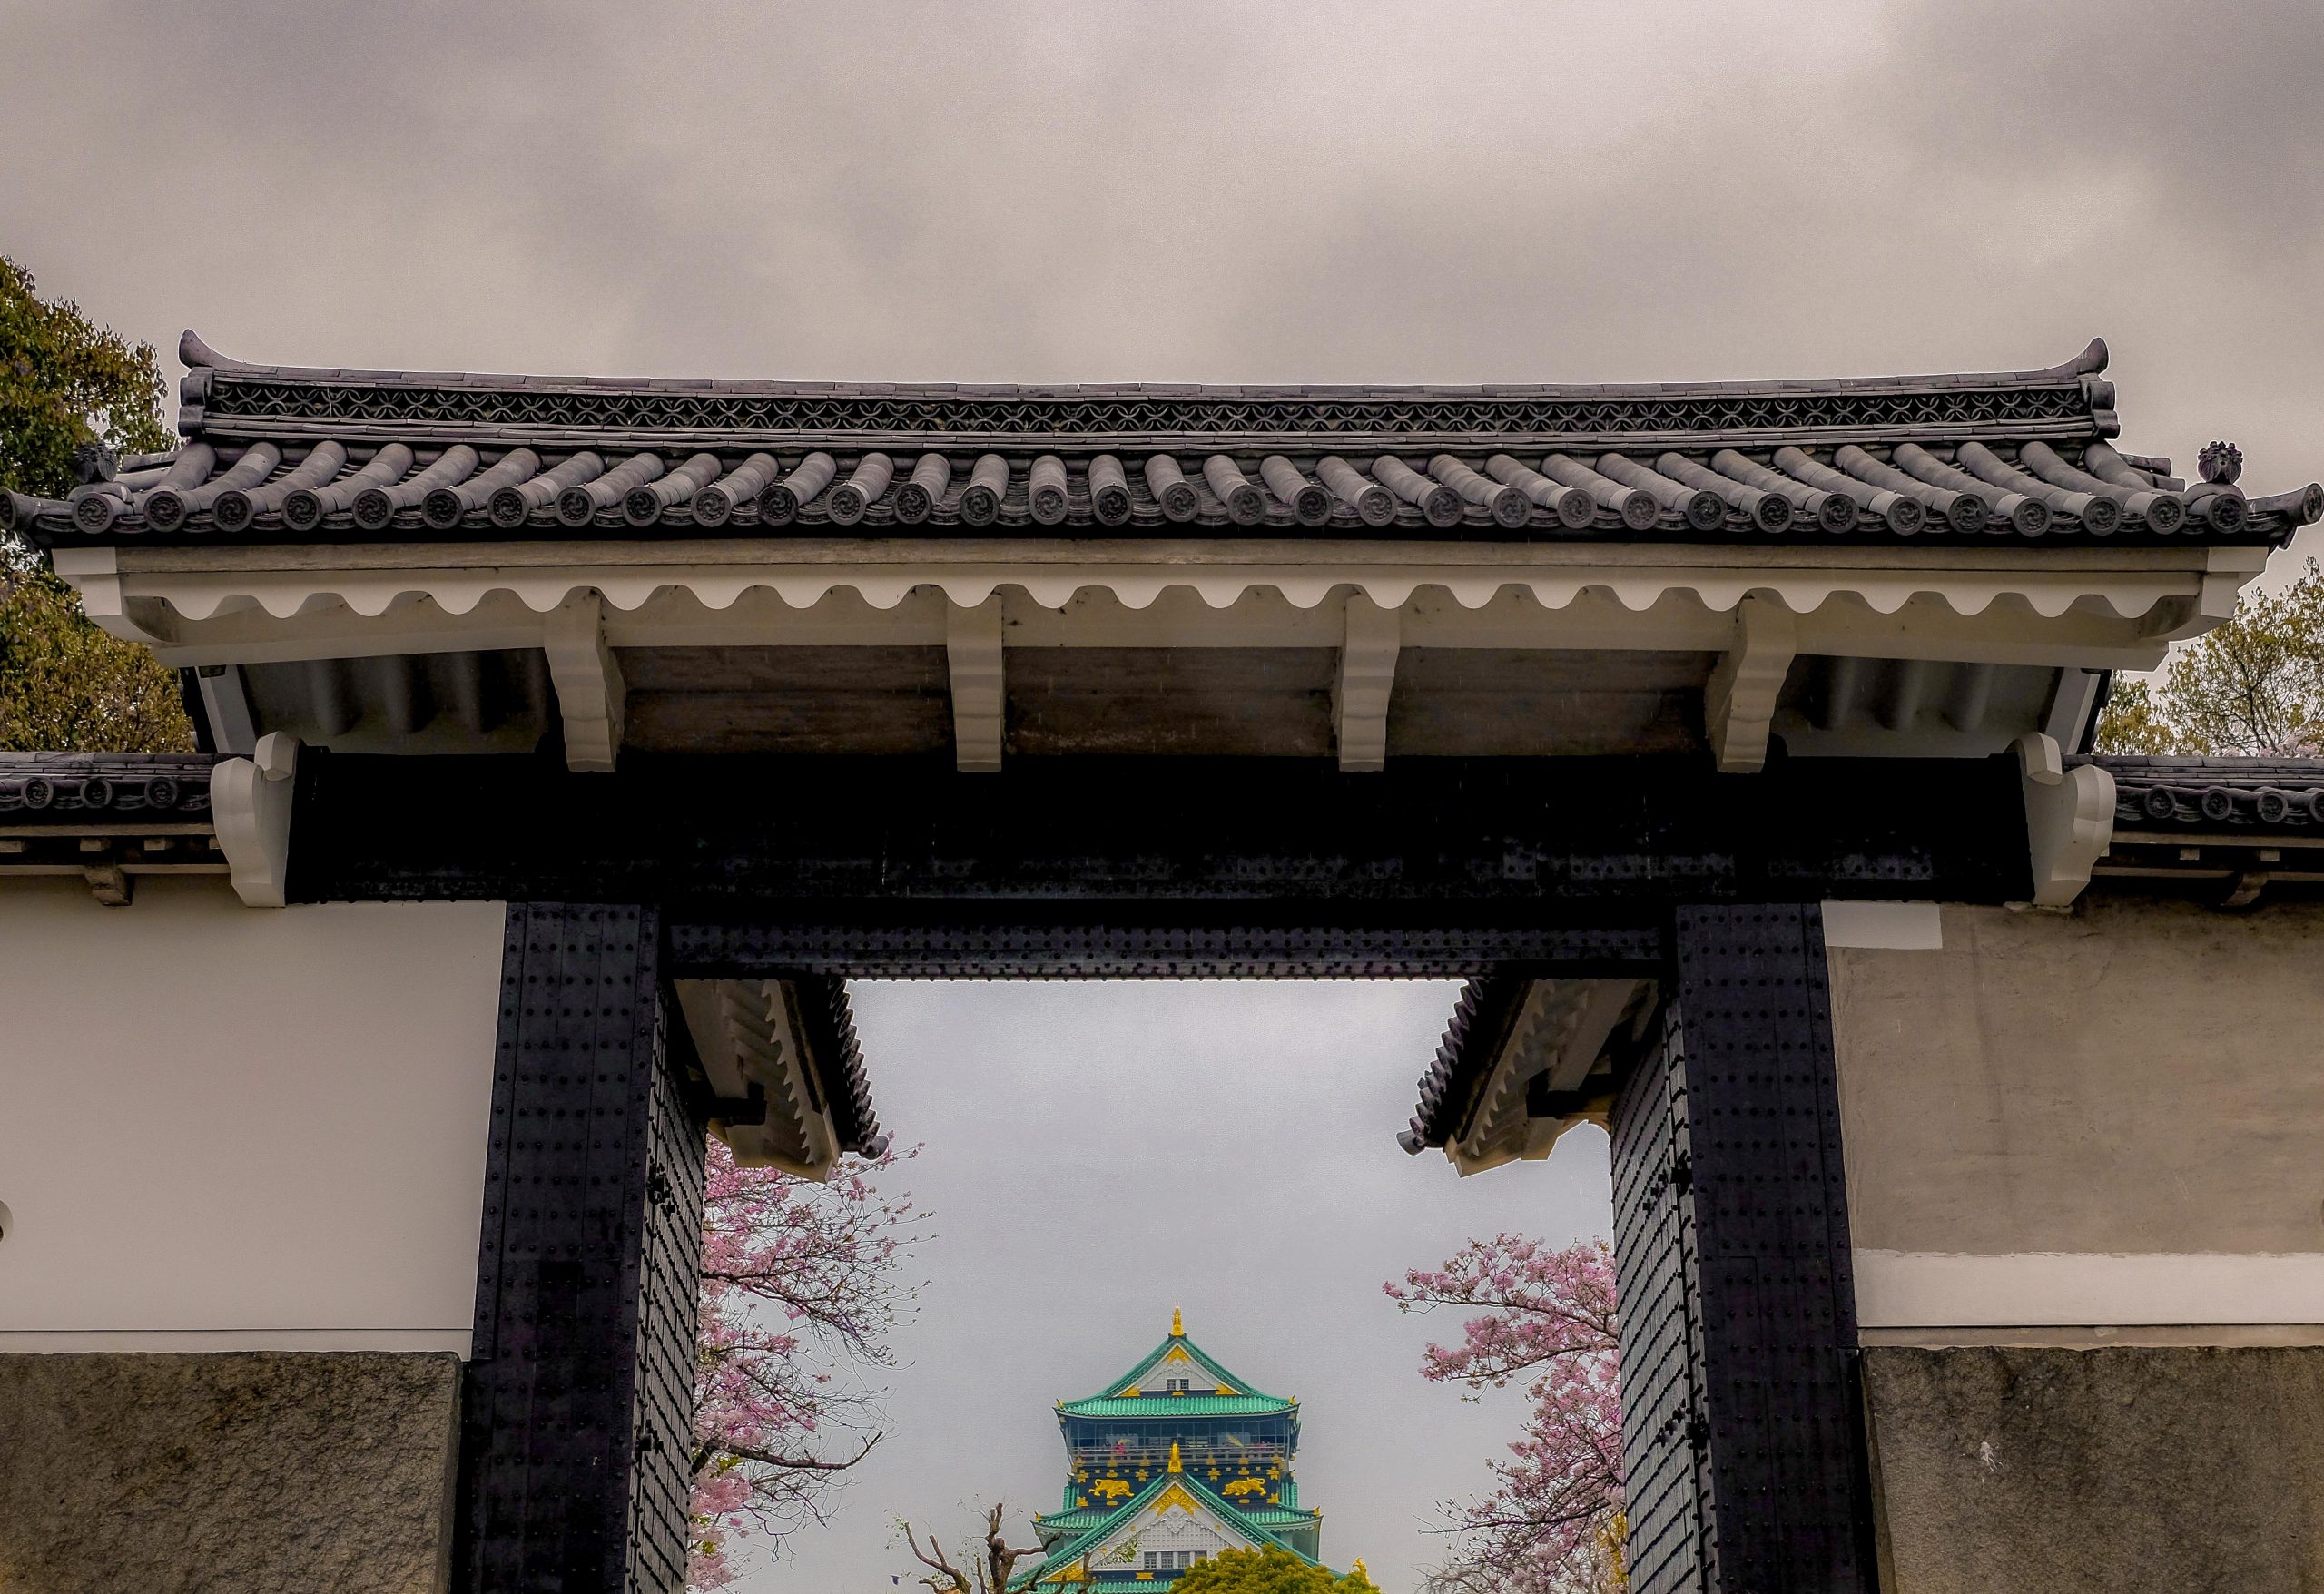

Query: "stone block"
(0, 1352), (459, 1593)
(1864, 1345), (2324, 1592)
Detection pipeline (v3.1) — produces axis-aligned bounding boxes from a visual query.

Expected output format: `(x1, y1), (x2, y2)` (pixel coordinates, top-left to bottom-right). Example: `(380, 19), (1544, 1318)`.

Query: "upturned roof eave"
(1013, 1467), (1322, 1589)
(1062, 1327), (1286, 1410)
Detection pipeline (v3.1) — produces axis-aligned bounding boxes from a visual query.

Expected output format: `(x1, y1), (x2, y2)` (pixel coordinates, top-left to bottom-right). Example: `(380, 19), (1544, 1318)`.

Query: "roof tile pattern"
(2101, 754), (2324, 830)
(0, 753), (218, 820)
(10, 333), (2316, 547)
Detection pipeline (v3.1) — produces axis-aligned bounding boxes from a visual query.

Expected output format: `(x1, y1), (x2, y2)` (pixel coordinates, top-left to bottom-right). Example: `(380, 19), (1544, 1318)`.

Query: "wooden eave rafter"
(672, 974), (885, 1176)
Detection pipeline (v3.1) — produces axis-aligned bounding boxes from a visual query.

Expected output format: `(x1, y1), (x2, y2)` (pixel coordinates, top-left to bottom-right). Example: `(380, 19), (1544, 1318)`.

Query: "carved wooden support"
(2018, 731), (2114, 907)
(543, 594), (625, 772)
(1706, 595), (1797, 774)
(1334, 598), (1401, 773)
(213, 732), (300, 907)
(947, 600), (1005, 772)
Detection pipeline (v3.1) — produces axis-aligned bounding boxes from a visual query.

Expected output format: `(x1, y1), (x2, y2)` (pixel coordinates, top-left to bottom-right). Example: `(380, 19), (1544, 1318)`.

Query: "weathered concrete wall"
(0, 1351), (459, 1593)
(1864, 1345), (2324, 1593)
(1829, 897), (2324, 1257)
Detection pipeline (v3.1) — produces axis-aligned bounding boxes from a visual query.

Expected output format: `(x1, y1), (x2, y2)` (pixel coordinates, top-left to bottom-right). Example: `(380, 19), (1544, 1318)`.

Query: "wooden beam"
(193, 664), (258, 754)
(1334, 598), (1401, 772)
(1705, 595), (1798, 773)
(946, 599), (1005, 772)
(542, 593), (625, 772)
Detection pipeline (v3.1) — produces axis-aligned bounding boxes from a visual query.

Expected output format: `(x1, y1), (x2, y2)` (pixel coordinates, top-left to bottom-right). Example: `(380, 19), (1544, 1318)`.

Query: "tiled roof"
(1059, 1394), (1294, 1420)
(0, 753), (217, 822)
(10, 332), (2316, 547)
(1399, 974), (1529, 1157)
(2092, 754), (2324, 908)
(797, 974), (883, 1158)
(0, 753), (228, 905)
(1062, 1323), (1288, 1413)
(2099, 754), (2324, 830)
(1016, 1467), (1322, 1589)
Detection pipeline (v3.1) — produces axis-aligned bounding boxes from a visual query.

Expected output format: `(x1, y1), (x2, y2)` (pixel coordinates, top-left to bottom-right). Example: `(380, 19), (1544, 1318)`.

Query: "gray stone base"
(0, 1352), (460, 1594)
(1864, 1345), (2324, 1593)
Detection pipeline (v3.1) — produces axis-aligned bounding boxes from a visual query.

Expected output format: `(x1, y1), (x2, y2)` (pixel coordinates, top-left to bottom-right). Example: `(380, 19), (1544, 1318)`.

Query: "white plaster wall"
(1091, 1503), (1246, 1563)
(1829, 897), (2324, 1333)
(1133, 1348), (1206, 1393)
(0, 879), (505, 1353)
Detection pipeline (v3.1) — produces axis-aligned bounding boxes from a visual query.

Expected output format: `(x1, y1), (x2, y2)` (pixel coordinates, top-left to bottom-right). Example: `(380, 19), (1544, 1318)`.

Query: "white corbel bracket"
(1334, 598), (1401, 772)
(946, 599), (1005, 772)
(2018, 731), (2114, 908)
(212, 732), (300, 907)
(543, 593), (625, 772)
(1706, 595), (1797, 773)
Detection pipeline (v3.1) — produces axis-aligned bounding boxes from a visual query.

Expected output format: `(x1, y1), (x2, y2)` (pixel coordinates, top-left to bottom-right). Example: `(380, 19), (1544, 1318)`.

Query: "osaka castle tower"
(1016, 1310), (1348, 1588)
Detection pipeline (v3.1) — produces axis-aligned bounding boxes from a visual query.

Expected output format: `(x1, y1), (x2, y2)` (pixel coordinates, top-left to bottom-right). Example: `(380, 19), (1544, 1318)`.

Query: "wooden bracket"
(1334, 598), (1401, 772)
(212, 731), (300, 907)
(1706, 595), (1798, 773)
(946, 599), (1005, 772)
(2018, 731), (2114, 907)
(543, 593), (625, 772)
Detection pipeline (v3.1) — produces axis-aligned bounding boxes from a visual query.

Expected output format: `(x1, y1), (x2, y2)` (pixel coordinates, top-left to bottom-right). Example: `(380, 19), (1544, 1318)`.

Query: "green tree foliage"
(0, 573), (192, 751)
(0, 254), (191, 751)
(2094, 559), (2324, 756)
(1170, 1545), (1380, 1594)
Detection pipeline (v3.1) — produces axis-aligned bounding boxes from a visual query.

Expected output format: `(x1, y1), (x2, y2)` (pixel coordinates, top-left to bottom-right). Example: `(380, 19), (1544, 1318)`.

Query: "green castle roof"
(1061, 1392), (1292, 1419)
(1058, 1310), (1295, 1420)
(1016, 1461), (1324, 1589)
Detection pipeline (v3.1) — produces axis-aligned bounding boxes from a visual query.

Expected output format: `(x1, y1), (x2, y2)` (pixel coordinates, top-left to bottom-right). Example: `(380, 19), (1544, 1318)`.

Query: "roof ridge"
(173, 327), (2111, 404)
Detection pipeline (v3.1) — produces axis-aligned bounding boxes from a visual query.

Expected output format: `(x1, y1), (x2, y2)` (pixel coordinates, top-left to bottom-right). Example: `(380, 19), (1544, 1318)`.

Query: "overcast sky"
(8, 1), (2324, 1586)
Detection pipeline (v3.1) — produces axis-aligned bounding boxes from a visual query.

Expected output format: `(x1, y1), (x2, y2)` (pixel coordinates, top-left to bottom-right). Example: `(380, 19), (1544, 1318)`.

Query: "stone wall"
(0, 1352), (459, 1594)
(1864, 1345), (2324, 1593)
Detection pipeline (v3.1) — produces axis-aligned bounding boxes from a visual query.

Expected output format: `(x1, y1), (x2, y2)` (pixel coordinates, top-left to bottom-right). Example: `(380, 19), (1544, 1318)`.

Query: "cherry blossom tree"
(1385, 1235), (1623, 1594)
(688, 1137), (925, 1589)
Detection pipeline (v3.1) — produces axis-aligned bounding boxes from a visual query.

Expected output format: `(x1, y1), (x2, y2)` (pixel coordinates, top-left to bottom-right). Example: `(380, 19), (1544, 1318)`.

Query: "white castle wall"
(0, 879), (505, 1353)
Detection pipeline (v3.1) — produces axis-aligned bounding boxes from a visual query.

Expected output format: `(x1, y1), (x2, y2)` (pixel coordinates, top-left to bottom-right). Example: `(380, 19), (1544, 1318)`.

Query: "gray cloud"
(7, 3), (2324, 1582)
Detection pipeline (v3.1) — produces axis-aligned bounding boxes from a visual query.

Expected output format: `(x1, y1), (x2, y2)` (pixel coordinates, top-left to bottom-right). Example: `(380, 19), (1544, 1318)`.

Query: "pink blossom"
(688, 1137), (925, 1589)
(1386, 1236), (1622, 1593)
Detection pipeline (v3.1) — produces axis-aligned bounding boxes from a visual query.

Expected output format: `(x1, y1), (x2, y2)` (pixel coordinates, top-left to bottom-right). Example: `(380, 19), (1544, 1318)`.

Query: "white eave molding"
(49, 540), (2269, 673)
